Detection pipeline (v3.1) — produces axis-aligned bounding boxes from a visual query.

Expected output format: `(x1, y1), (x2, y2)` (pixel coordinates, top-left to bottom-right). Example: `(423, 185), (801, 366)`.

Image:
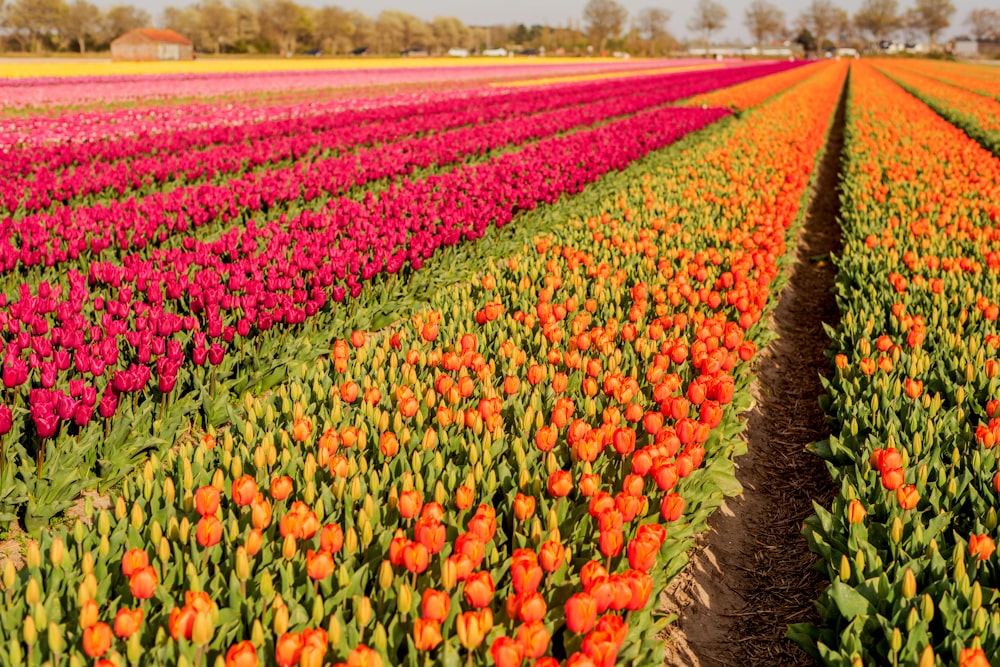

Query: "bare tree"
(63, 0), (101, 52)
(800, 0), (840, 50)
(583, 0), (628, 54)
(966, 8), (1000, 41)
(687, 0), (727, 57)
(744, 0), (784, 48)
(914, 0), (955, 46)
(636, 7), (670, 42)
(900, 7), (923, 42)
(854, 0), (900, 43)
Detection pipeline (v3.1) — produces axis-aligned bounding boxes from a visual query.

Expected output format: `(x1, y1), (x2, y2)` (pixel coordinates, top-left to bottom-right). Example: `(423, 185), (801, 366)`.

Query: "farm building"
(110, 29), (193, 62)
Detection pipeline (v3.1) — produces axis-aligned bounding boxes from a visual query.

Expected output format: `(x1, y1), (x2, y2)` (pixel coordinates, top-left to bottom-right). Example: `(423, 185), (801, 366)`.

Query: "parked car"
(448, 47), (470, 57)
(350, 46), (369, 55)
(482, 48), (507, 57)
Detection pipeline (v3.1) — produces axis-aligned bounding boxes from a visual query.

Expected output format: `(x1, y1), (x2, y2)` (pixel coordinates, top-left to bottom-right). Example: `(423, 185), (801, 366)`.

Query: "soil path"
(660, 78), (847, 666)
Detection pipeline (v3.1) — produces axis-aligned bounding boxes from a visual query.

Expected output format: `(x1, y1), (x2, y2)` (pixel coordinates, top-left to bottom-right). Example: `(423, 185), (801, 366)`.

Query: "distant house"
(111, 29), (193, 62)
(952, 38), (979, 58)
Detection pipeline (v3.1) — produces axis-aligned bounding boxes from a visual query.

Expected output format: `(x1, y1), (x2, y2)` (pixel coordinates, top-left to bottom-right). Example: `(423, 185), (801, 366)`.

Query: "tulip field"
(1, 54), (1000, 667)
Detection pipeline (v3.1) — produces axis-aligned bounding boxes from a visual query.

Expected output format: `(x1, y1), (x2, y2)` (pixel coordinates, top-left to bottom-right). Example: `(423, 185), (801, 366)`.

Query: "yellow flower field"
(0, 56), (647, 79)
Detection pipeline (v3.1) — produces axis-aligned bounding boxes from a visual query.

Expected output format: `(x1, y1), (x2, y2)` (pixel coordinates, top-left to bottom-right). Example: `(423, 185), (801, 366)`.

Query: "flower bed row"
(876, 61), (1000, 157)
(0, 60), (846, 667)
(684, 60), (822, 111)
(878, 59), (1000, 102)
(792, 63), (1000, 666)
(0, 59), (669, 110)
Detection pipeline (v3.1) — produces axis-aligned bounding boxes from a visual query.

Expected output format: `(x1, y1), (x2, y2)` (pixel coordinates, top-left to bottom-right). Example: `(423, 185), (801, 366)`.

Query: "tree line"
(1, 0), (998, 56)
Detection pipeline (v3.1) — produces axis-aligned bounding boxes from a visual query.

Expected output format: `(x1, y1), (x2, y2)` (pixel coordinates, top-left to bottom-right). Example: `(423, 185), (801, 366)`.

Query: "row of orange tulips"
(792, 63), (1000, 666)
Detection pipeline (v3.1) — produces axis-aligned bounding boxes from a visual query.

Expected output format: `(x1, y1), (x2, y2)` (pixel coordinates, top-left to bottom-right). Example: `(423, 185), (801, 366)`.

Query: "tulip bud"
(839, 555), (851, 583)
(115, 497), (127, 521)
(378, 561), (394, 590)
(261, 572), (275, 599)
(48, 622), (64, 655)
(890, 517), (903, 544)
(48, 537), (65, 568)
(98, 535), (110, 557)
(971, 582), (983, 611)
(25, 577), (41, 605)
(890, 628), (901, 653)
(901, 568), (916, 599)
(179, 517), (191, 544)
(282, 534), (297, 560)
(1, 560), (14, 591)
(356, 596), (373, 627)
(328, 616), (342, 647)
(273, 603), (289, 636)
(235, 547), (251, 581)
(251, 619), (265, 647)
(192, 611), (214, 645)
(918, 645), (934, 667)
(312, 594), (325, 626)
(922, 594), (934, 622)
(23, 615), (36, 646)
(906, 607), (919, 632)
(26, 541), (41, 569)
(127, 633), (143, 664)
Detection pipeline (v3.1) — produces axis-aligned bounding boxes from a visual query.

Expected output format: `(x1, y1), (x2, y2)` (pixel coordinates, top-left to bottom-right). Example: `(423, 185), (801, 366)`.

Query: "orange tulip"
(246, 528), (263, 556)
(79, 599), (99, 629)
(456, 610), (489, 650)
(320, 523), (344, 554)
(513, 494), (536, 520)
(516, 591), (547, 623)
(251, 494), (273, 530)
(539, 540), (564, 573)
(275, 632), (304, 667)
(547, 470), (573, 498)
(959, 648), (991, 667)
(398, 489), (423, 519)
(660, 492), (685, 521)
(463, 570), (495, 608)
(402, 541), (430, 574)
(121, 548), (149, 578)
(517, 620), (551, 658)
(627, 534), (660, 572)
(455, 485), (474, 510)
(231, 474), (258, 506)
(226, 640), (258, 667)
(306, 549), (334, 581)
(565, 592), (597, 633)
(129, 565), (159, 599)
(194, 485), (221, 516)
(421, 588), (450, 622)
(346, 644), (383, 667)
(511, 557), (543, 594)
(379, 432), (399, 458)
(292, 418), (312, 442)
(413, 618), (443, 651)
(83, 621), (113, 658)
(969, 533), (996, 561)
(414, 518), (445, 554)
(490, 636), (524, 667)
(169, 605), (197, 641)
(196, 514), (223, 548)
(270, 476), (293, 501)
(896, 485), (919, 510)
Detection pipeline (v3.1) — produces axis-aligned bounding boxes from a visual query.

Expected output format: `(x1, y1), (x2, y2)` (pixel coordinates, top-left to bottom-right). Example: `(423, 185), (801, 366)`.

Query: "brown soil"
(661, 80), (847, 666)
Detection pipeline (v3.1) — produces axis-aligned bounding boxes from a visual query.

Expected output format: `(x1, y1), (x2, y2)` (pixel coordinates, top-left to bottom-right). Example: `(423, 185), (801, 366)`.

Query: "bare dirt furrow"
(661, 76), (847, 667)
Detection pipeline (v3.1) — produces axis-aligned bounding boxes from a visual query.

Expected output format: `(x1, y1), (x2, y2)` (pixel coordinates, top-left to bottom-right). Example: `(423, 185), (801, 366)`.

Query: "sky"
(129, 0), (985, 43)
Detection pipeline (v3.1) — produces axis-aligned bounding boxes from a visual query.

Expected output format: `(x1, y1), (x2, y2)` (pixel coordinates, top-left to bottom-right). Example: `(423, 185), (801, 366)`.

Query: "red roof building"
(110, 29), (194, 62)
